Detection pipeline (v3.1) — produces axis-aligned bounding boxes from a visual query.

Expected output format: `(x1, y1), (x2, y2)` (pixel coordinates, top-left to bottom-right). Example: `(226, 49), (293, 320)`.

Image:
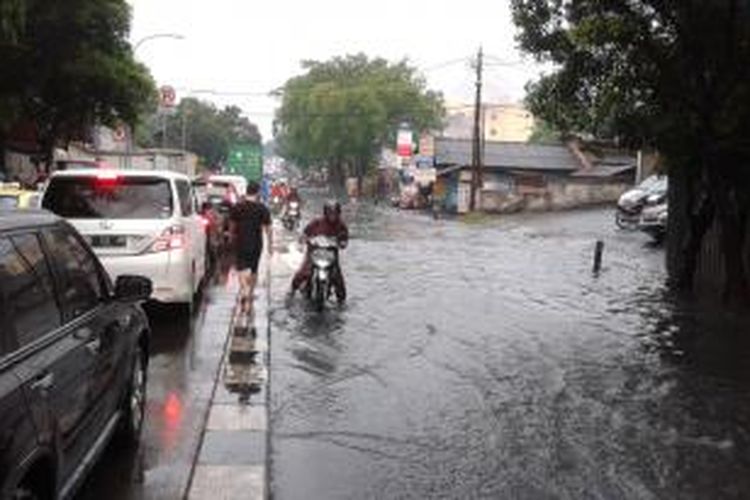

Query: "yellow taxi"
(0, 183), (41, 209)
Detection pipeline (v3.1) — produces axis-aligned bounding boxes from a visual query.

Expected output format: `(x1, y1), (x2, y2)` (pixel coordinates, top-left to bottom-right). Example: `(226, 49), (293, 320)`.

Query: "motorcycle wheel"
(313, 278), (326, 312)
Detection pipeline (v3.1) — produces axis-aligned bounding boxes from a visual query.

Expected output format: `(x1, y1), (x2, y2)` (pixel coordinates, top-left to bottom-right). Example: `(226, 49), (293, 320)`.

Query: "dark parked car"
(0, 210), (152, 500)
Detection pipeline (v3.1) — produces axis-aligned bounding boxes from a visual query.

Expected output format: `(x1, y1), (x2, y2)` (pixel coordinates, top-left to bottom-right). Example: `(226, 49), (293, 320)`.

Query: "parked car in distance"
(41, 169), (207, 315)
(204, 174), (248, 202)
(616, 175), (668, 229)
(639, 201), (668, 242)
(0, 182), (41, 209)
(193, 176), (239, 248)
(0, 210), (152, 500)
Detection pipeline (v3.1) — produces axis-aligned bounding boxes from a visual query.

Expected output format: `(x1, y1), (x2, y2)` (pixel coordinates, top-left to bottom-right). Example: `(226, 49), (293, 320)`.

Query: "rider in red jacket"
(291, 201), (349, 302)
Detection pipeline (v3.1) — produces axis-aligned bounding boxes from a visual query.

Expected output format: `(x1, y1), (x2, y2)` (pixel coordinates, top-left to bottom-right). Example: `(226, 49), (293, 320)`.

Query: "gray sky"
(129, 0), (545, 140)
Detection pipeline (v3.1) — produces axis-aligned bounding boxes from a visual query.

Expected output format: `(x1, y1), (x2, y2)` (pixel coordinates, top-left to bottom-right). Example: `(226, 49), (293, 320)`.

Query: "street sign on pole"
(227, 143), (263, 182)
(397, 128), (413, 158)
(159, 85), (177, 108)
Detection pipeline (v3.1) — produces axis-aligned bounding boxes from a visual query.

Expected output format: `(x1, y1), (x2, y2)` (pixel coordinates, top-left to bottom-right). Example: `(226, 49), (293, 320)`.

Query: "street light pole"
(128, 33), (185, 167)
(133, 33), (185, 54)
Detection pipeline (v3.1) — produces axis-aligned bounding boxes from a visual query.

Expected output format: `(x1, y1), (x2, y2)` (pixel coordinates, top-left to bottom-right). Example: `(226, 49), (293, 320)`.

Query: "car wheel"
(117, 342), (147, 446)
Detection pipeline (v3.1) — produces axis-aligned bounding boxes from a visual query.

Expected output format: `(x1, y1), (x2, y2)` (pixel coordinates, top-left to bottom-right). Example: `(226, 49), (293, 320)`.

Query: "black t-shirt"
(230, 200), (271, 254)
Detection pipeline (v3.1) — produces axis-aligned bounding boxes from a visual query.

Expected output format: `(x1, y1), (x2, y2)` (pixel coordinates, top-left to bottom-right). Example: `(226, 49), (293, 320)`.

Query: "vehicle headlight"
(311, 248), (335, 267)
(658, 207), (668, 223)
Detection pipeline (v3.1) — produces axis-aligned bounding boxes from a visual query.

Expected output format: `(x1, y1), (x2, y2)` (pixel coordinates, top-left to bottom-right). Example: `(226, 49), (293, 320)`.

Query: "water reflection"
(271, 204), (750, 499)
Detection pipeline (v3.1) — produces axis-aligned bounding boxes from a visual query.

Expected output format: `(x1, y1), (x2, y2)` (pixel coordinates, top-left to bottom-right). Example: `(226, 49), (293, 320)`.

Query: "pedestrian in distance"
(229, 181), (272, 310)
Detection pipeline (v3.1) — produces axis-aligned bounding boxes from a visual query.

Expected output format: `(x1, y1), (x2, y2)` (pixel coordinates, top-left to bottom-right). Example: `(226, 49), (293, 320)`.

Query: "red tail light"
(148, 225), (186, 253)
(94, 171), (121, 189)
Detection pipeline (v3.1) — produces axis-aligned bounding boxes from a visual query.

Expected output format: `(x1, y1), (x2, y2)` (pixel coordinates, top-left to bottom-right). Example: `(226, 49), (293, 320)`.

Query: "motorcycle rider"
(291, 200), (349, 302)
(284, 187), (302, 213)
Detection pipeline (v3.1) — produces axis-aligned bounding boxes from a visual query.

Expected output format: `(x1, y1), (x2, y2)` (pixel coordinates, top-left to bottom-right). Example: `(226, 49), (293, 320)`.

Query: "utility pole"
(181, 108), (188, 151)
(470, 46), (484, 212)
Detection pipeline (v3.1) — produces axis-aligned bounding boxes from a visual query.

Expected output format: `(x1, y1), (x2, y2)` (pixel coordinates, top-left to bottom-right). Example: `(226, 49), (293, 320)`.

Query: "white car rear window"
(43, 175), (173, 219)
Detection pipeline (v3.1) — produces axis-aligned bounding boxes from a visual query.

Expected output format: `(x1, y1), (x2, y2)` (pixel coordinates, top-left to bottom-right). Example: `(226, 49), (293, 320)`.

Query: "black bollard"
(593, 240), (604, 273)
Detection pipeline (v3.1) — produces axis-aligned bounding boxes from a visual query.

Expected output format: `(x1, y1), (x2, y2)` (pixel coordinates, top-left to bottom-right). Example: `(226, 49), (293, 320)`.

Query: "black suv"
(0, 211), (152, 499)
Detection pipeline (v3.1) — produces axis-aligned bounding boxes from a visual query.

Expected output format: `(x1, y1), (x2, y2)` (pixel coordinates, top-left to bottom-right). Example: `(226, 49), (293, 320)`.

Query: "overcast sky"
(128, 0), (545, 140)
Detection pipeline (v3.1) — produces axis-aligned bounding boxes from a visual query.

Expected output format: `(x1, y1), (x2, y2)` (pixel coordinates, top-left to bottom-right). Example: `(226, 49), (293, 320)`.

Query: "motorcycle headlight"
(311, 248), (335, 267)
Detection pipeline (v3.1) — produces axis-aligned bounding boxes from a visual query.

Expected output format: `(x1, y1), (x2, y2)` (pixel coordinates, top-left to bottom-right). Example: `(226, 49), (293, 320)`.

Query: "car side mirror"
(114, 275), (152, 302)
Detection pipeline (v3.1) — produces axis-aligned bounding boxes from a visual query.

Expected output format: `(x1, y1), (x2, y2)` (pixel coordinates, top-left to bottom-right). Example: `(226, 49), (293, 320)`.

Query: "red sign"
(113, 124), (127, 142)
(159, 85), (177, 108)
(397, 129), (413, 158)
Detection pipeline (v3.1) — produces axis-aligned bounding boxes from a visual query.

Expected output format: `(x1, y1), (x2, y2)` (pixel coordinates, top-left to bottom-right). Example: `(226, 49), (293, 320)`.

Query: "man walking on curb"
(229, 181), (272, 310)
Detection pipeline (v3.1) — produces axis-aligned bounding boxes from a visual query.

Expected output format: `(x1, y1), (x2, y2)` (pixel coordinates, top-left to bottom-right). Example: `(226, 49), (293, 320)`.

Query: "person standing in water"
(229, 181), (272, 308)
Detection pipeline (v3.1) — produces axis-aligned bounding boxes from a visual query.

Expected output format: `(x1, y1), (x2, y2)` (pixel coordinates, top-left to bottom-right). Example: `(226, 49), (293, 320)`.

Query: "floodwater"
(269, 202), (750, 500)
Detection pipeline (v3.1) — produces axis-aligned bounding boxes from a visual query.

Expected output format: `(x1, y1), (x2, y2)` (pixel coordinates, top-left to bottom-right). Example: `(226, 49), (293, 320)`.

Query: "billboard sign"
(397, 128), (413, 158)
(227, 143), (263, 182)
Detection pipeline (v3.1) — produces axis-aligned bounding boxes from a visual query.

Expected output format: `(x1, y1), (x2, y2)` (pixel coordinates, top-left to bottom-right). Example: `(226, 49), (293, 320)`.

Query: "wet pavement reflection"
(270, 203), (750, 499)
(76, 261), (237, 500)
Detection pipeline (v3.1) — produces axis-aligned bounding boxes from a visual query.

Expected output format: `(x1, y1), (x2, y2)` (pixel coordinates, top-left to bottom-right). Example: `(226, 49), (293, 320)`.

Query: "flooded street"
(269, 203), (750, 499)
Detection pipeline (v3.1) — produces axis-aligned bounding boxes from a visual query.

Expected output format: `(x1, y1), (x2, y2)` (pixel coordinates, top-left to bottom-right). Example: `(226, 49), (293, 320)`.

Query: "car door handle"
(74, 327), (101, 354)
(74, 327), (93, 340)
(30, 372), (55, 392)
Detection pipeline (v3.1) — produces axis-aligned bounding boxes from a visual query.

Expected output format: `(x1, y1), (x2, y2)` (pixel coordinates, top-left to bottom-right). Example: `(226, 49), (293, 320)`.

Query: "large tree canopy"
(137, 98), (262, 169)
(512, 0), (750, 302)
(274, 54), (444, 191)
(0, 0), (156, 166)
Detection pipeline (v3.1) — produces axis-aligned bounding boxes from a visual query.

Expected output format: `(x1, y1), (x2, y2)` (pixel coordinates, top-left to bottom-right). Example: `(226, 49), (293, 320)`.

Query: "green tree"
(0, 0), (156, 170)
(275, 54), (445, 194)
(527, 119), (561, 144)
(138, 98), (261, 168)
(511, 0), (750, 302)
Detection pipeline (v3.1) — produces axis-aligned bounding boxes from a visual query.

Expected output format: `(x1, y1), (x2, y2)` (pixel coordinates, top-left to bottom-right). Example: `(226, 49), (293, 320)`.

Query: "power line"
(483, 53), (525, 66)
(173, 57), (474, 100)
(419, 57), (471, 73)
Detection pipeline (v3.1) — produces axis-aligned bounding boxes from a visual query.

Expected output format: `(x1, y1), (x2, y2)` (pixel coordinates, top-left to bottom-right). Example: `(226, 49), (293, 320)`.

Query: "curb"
(186, 264), (272, 500)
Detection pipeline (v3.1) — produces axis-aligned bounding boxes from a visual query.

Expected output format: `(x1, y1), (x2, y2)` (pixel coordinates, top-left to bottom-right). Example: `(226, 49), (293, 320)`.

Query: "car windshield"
(638, 175), (667, 193)
(42, 176), (173, 219)
(0, 195), (19, 210)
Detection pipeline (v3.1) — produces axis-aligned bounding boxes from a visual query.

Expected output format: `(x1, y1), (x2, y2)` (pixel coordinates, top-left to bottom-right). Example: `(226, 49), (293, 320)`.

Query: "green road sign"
(227, 143), (263, 182)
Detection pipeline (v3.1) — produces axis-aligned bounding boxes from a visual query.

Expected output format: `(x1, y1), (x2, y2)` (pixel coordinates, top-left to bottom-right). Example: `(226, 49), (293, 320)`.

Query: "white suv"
(42, 169), (207, 314)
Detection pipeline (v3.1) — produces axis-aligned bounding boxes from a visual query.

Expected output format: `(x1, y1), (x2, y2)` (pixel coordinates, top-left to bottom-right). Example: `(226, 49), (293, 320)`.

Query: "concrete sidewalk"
(187, 259), (272, 500)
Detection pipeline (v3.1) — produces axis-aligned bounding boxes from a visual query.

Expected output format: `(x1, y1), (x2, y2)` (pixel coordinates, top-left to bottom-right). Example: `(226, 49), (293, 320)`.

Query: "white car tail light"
(147, 224), (186, 253)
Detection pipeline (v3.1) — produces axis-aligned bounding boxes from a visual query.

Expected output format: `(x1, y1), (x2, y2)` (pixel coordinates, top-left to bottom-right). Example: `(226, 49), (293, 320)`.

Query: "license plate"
(90, 235), (127, 248)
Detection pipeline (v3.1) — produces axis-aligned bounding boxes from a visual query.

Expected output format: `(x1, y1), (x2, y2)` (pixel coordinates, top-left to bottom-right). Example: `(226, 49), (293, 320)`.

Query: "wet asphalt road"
(76, 258), (237, 500)
(269, 203), (750, 500)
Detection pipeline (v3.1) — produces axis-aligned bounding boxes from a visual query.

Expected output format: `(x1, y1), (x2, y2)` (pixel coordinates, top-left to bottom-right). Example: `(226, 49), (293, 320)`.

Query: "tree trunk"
(356, 157), (365, 198)
(0, 134), (6, 179)
(715, 193), (749, 303)
(675, 193), (714, 292)
(708, 165), (750, 304)
(328, 158), (346, 198)
(669, 165), (713, 292)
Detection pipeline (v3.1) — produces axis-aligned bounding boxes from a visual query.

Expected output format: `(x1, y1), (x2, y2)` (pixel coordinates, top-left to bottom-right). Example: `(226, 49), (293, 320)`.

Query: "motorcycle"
(282, 201), (301, 231)
(270, 194), (283, 214)
(305, 235), (340, 311)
